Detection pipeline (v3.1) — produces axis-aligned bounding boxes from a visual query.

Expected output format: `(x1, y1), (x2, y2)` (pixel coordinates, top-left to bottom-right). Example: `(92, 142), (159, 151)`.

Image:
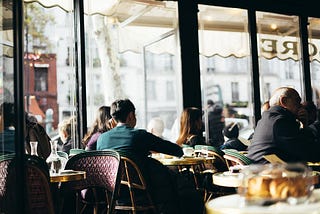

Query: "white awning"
(24, 0), (126, 15)
(19, 0), (320, 62)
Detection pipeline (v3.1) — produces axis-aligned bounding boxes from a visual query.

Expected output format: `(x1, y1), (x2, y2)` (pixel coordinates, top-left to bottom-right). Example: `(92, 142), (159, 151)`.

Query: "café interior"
(2, 0), (320, 213)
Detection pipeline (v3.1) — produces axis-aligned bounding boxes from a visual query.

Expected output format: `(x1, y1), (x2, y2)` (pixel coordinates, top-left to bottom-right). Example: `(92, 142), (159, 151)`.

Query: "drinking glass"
(30, 141), (38, 156)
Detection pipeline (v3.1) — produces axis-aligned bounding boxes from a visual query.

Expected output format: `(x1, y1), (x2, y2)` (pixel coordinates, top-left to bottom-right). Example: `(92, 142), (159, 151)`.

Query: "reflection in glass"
(198, 5), (253, 145)
(1, 1), (15, 155)
(309, 17), (320, 108)
(257, 12), (303, 102)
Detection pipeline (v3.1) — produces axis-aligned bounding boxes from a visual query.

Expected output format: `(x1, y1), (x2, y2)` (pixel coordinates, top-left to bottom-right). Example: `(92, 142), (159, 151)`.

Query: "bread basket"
(238, 163), (314, 205)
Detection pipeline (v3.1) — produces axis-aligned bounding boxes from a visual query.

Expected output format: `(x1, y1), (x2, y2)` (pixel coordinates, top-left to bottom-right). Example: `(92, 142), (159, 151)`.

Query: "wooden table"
(205, 188), (320, 214)
(154, 156), (215, 194)
(50, 170), (86, 183)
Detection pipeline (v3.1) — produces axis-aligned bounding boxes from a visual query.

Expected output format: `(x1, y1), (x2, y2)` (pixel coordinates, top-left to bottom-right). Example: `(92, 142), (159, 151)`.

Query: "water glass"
(30, 141), (38, 156)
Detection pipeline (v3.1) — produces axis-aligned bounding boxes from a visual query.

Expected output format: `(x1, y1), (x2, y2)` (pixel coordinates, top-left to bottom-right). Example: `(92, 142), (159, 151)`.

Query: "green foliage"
(229, 101), (248, 107)
(24, 3), (56, 53)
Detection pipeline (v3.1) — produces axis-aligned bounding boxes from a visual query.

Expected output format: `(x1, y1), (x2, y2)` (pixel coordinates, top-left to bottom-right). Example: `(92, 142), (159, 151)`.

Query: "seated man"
(247, 87), (320, 164)
(97, 99), (203, 214)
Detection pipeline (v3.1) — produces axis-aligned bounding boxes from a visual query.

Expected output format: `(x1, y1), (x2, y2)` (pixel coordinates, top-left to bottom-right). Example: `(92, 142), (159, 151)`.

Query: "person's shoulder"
(132, 127), (147, 133)
(99, 129), (112, 137)
(91, 131), (102, 138)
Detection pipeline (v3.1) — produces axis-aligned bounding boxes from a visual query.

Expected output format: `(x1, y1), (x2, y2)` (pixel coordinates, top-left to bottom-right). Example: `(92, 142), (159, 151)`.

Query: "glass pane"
(309, 17), (320, 108)
(84, 0), (181, 142)
(1, 0), (15, 154)
(24, 1), (77, 153)
(257, 12), (303, 102)
(198, 5), (253, 147)
(144, 32), (181, 141)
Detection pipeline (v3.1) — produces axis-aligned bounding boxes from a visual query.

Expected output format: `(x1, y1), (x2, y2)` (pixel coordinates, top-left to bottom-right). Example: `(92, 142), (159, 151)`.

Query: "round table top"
(212, 171), (242, 188)
(155, 157), (209, 166)
(50, 170), (86, 183)
(206, 189), (320, 214)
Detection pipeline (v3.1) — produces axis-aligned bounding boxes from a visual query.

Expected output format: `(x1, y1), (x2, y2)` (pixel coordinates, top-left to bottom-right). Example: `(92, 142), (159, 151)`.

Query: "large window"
(257, 12), (304, 102)
(198, 5), (253, 143)
(23, 1), (78, 148)
(84, 1), (181, 140)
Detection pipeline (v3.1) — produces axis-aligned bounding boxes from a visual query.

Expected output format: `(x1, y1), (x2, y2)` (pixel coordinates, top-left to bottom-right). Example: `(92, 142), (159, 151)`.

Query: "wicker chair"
(194, 145), (228, 172)
(0, 154), (55, 214)
(25, 154), (55, 214)
(60, 150), (122, 214)
(193, 146), (230, 201)
(222, 149), (253, 169)
(115, 156), (157, 214)
(0, 153), (16, 213)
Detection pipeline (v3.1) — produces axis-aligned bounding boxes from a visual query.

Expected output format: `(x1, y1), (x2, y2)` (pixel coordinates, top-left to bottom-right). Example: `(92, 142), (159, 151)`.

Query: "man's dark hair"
(223, 122), (239, 138)
(111, 99), (135, 122)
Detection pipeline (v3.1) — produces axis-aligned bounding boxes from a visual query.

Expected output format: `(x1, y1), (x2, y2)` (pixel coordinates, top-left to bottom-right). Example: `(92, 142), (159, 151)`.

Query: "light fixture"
(270, 23), (278, 30)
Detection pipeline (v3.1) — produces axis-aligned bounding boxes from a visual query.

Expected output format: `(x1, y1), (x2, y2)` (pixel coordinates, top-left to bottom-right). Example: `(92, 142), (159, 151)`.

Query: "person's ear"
(126, 111), (134, 122)
(279, 96), (288, 108)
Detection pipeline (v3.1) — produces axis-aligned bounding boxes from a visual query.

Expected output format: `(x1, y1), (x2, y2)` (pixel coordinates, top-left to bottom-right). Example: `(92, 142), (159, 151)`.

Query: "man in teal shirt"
(97, 99), (203, 214)
(97, 99), (183, 163)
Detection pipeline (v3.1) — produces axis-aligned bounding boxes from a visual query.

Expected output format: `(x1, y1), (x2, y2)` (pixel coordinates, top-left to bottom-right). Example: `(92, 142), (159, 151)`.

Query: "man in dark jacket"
(247, 87), (320, 164)
(204, 99), (225, 148)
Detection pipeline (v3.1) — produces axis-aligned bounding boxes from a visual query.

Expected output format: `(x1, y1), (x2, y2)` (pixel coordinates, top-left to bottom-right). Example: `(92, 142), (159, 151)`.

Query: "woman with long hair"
(82, 106), (114, 150)
(176, 107), (205, 147)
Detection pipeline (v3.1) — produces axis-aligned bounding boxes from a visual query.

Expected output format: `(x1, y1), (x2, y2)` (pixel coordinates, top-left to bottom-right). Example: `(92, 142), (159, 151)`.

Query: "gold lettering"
(308, 42), (317, 56)
(281, 41), (298, 55)
(261, 39), (277, 53)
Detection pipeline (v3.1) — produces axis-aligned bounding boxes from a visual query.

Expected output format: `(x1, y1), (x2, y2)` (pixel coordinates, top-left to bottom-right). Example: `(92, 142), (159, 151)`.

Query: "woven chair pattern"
(0, 154), (54, 214)
(60, 150), (122, 214)
(222, 149), (253, 165)
(25, 155), (54, 214)
(0, 154), (15, 212)
(0, 154), (13, 197)
(64, 156), (119, 190)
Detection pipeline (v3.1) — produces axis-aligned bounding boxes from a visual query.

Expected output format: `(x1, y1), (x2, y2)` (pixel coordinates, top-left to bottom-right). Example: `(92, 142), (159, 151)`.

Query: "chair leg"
(75, 192), (80, 214)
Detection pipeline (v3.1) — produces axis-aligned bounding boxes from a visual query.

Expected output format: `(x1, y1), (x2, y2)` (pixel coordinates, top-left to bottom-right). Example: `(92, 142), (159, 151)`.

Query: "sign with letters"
(260, 35), (320, 62)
